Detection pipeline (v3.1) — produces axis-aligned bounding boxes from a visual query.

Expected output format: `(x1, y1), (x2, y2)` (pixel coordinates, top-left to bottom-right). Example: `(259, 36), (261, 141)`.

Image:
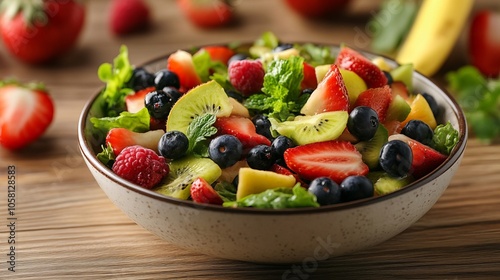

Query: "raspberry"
(228, 60), (265, 96)
(112, 145), (169, 189)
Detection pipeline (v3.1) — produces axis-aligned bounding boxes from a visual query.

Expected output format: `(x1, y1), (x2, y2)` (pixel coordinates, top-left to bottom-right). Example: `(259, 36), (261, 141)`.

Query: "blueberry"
(246, 145), (276, 170)
(401, 120), (434, 146)
(158, 131), (189, 160)
(347, 106), (379, 141)
(225, 89), (245, 103)
(154, 70), (180, 90)
(379, 140), (413, 178)
(209, 135), (243, 169)
(130, 67), (155, 91)
(383, 71), (393, 85)
(271, 136), (295, 159)
(422, 93), (441, 119)
(232, 175), (239, 189)
(340, 176), (374, 202)
(252, 115), (273, 140)
(308, 177), (341, 206)
(273, 43), (293, 53)
(301, 88), (314, 95)
(228, 53), (249, 66)
(145, 88), (181, 119)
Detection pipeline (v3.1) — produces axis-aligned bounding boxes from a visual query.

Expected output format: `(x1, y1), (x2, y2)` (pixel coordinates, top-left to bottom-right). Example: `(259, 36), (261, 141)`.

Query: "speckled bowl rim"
(78, 43), (468, 215)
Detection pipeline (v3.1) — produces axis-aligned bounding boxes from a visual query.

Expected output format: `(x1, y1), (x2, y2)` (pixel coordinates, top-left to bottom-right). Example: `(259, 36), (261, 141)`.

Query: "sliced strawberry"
(190, 177), (224, 205)
(270, 164), (307, 188)
(214, 115), (271, 150)
(335, 46), (388, 88)
(390, 81), (410, 100)
(389, 134), (448, 179)
(0, 83), (54, 150)
(300, 64), (349, 115)
(177, 0), (233, 28)
(353, 85), (392, 122)
(301, 62), (318, 91)
(166, 50), (202, 93)
(284, 140), (369, 183)
(106, 128), (164, 156)
(125, 86), (155, 113)
(198, 45), (235, 66)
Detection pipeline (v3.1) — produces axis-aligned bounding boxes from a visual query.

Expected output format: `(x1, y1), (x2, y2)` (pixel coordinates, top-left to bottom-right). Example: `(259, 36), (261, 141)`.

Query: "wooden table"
(1, 0), (500, 279)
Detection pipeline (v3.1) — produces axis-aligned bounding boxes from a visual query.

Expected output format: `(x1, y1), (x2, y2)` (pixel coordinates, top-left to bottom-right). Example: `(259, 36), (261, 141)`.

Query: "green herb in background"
(446, 66), (500, 143)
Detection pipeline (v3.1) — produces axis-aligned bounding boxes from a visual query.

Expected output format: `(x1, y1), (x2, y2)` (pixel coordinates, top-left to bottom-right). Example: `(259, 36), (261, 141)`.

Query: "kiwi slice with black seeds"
(355, 124), (389, 169)
(166, 80), (233, 134)
(373, 173), (414, 196)
(269, 111), (348, 145)
(155, 156), (221, 199)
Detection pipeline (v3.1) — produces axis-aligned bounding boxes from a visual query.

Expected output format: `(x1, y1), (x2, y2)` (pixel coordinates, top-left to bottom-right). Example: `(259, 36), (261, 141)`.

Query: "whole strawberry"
(112, 145), (169, 189)
(0, 0), (86, 64)
(110, 0), (151, 36)
(0, 80), (54, 150)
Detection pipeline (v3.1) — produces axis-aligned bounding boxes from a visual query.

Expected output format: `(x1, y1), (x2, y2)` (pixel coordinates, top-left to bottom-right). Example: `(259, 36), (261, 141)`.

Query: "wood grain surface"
(1, 0), (500, 279)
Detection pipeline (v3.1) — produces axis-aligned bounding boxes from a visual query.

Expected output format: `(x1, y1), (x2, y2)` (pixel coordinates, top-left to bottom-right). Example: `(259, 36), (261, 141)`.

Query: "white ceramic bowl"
(78, 45), (467, 263)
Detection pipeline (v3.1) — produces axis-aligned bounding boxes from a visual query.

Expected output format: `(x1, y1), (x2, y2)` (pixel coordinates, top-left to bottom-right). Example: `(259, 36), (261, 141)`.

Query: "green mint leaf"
(187, 113), (218, 156)
(431, 121), (460, 155)
(98, 45), (134, 117)
(224, 184), (319, 209)
(96, 144), (116, 167)
(214, 181), (237, 202)
(90, 107), (150, 135)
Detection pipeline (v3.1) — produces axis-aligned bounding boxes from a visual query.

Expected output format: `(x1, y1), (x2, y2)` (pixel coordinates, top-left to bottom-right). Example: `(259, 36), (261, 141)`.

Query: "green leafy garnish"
(97, 45), (134, 117)
(224, 184), (320, 209)
(249, 31), (280, 58)
(296, 43), (336, 66)
(186, 113), (218, 157)
(192, 49), (228, 82)
(446, 66), (500, 143)
(90, 107), (150, 135)
(244, 56), (307, 121)
(96, 144), (116, 167)
(432, 121), (460, 155)
(214, 181), (237, 202)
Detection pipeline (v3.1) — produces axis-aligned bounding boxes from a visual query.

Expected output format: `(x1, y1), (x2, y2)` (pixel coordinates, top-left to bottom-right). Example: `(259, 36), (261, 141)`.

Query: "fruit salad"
(90, 32), (460, 209)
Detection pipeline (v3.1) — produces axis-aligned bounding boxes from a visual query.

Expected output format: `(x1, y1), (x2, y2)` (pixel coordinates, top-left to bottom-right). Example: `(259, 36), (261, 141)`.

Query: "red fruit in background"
(353, 85), (392, 122)
(167, 50), (202, 93)
(284, 0), (350, 18)
(112, 145), (169, 189)
(336, 46), (388, 88)
(300, 64), (349, 115)
(284, 140), (369, 183)
(0, 81), (54, 150)
(177, 0), (233, 28)
(110, 0), (151, 36)
(469, 10), (500, 77)
(0, 0), (85, 64)
(190, 177), (224, 205)
(214, 115), (271, 150)
(198, 46), (235, 66)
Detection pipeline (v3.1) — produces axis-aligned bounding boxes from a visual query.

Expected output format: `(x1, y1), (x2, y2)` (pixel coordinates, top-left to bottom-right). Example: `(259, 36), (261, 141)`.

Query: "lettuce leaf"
(90, 107), (150, 134)
(214, 181), (237, 202)
(432, 121), (459, 155)
(192, 49), (228, 82)
(296, 43), (335, 66)
(244, 56), (307, 121)
(224, 184), (319, 209)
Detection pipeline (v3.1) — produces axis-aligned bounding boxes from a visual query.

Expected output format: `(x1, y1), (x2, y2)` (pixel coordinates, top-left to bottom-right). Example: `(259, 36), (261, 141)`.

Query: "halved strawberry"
(300, 64), (349, 115)
(301, 62), (318, 91)
(389, 134), (448, 179)
(353, 85), (392, 122)
(335, 46), (388, 88)
(0, 82), (54, 150)
(284, 140), (369, 183)
(214, 115), (271, 150)
(177, 0), (233, 28)
(198, 45), (235, 66)
(125, 86), (155, 113)
(166, 50), (202, 93)
(190, 177), (224, 205)
(106, 128), (164, 156)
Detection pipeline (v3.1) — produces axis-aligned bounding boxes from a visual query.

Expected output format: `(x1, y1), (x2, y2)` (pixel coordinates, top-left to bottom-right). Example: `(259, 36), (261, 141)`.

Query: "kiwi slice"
(373, 173), (414, 196)
(155, 156), (221, 199)
(166, 80), (233, 134)
(390, 63), (414, 91)
(386, 94), (411, 122)
(269, 111), (348, 145)
(355, 125), (389, 169)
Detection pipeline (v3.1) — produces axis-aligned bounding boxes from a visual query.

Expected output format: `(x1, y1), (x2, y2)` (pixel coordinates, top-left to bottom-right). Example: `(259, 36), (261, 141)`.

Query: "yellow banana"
(396, 0), (474, 77)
